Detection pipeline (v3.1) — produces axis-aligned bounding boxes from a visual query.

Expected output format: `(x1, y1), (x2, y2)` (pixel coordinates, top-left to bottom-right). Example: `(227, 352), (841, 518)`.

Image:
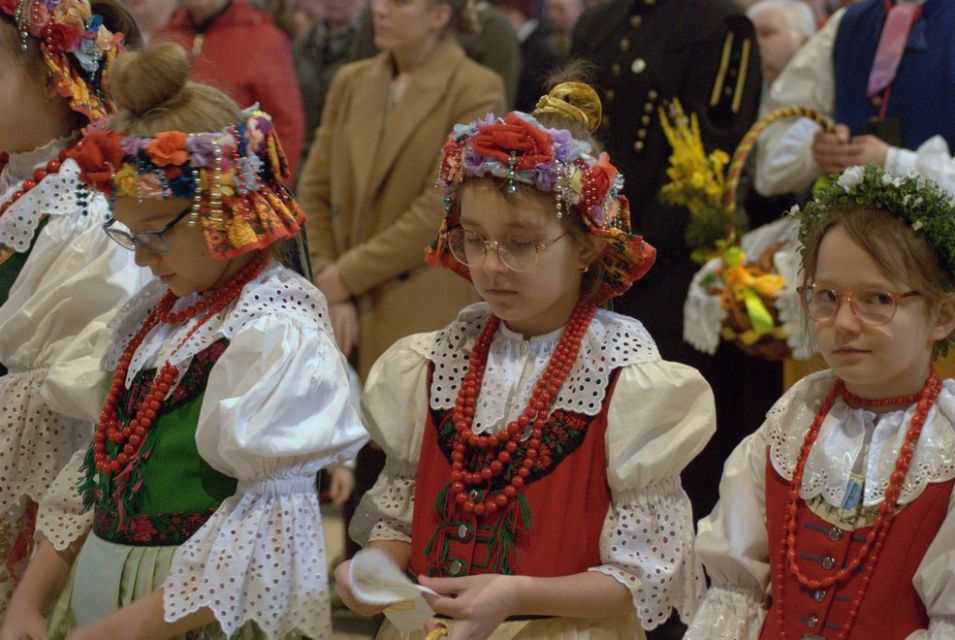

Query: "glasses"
(445, 227), (568, 272)
(103, 206), (192, 253)
(798, 284), (921, 327)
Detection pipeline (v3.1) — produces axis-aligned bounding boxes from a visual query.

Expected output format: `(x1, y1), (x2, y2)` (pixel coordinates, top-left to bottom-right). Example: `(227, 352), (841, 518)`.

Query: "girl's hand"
(333, 560), (388, 617)
(0, 601), (48, 640)
(419, 574), (524, 640)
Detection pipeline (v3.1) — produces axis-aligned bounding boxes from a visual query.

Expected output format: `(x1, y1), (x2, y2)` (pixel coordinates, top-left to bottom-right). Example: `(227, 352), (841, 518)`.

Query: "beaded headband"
(0, 0), (126, 121)
(797, 164), (955, 278)
(426, 109), (656, 303)
(69, 108), (304, 259)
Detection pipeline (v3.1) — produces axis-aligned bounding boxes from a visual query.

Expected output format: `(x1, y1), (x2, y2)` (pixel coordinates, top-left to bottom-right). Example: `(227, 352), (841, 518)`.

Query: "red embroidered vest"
(407, 373), (616, 578)
(761, 456), (954, 640)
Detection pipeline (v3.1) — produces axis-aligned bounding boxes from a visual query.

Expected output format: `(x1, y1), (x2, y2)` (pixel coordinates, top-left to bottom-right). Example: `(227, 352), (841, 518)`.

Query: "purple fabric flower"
(186, 134), (218, 167)
(533, 162), (557, 190)
(120, 136), (150, 156)
(550, 129), (575, 163)
(462, 148), (487, 177)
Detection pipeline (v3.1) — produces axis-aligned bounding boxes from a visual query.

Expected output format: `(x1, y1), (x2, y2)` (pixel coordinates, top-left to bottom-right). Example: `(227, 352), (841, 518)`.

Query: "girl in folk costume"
(0, 44), (368, 640)
(0, 0), (147, 607)
(336, 82), (717, 639)
(685, 165), (955, 640)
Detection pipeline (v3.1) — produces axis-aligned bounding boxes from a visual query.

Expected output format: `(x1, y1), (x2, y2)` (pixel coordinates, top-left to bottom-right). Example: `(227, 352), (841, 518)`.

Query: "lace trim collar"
(768, 370), (955, 507)
(0, 158), (96, 252)
(104, 262), (332, 387)
(413, 302), (660, 430)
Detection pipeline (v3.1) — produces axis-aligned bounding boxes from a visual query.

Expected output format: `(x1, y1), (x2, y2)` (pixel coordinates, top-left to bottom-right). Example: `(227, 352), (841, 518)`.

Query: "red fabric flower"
(68, 130), (125, 192)
(586, 152), (618, 200)
(472, 113), (554, 170)
(45, 22), (82, 52)
(128, 515), (158, 543)
(146, 131), (189, 166)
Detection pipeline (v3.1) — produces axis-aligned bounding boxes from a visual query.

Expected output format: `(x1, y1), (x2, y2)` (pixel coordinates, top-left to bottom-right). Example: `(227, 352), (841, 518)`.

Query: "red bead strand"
(448, 302), (596, 517)
(0, 146), (72, 216)
(92, 251), (270, 479)
(772, 368), (941, 640)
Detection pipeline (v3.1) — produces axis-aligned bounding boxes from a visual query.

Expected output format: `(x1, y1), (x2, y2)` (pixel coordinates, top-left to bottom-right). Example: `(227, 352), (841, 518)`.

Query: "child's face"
(811, 225), (952, 398)
(112, 197), (249, 298)
(458, 182), (594, 337)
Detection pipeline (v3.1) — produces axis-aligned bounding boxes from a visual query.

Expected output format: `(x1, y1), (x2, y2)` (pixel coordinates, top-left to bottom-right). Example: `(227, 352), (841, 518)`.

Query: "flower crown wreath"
(69, 108), (304, 259)
(797, 164), (955, 277)
(427, 83), (656, 303)
(0, 0), (126, 121)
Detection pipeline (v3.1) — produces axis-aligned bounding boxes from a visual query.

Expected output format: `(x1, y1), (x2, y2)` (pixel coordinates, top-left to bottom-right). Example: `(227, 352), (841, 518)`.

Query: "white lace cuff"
(162, 476), (331, 640)
(34, 449), (92, 551)
(906, 616), (955, 640)
(684, 585), (767, 640)
(589, 476), (704, 630)
(348, 458), (415, 546)
(0, 368), (88, 515)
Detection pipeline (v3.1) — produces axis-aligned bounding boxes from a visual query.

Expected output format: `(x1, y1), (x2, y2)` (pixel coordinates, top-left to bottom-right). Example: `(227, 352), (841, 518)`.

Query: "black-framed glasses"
(103, 206), (192, 253)
(445, 227), (568, 272)
(798, 283), (921, 327)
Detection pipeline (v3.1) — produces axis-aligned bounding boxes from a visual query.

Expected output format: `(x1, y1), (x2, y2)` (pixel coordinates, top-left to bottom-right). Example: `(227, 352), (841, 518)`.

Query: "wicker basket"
(695, 106), (834, 360)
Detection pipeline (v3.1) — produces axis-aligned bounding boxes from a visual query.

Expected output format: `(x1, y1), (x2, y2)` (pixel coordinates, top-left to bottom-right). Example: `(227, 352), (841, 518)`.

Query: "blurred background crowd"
(115, 0), (953, 636)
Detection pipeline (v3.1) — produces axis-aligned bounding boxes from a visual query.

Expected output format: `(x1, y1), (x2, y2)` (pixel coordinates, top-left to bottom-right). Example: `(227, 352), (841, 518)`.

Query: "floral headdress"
(797, 164), (955, 277)
(0, 0), (127, 121)
(68, 108), (304, 259)
(426, 110), (656, 303)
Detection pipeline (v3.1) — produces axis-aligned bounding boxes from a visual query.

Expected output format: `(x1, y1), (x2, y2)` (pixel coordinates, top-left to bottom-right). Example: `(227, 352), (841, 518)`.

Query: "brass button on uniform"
(611, 62), (621, 75)
(631, 57), (646, 74)
(647, 89), (658, 100)
(643, 102), (654, 113)
(630, 14), (642, 27)
(619, 38), (630, 52)
(637, 129), (647, 140)
(605, 89), (616, 101)
(633, 140), (645, 152)
(641, 114), (651, 125)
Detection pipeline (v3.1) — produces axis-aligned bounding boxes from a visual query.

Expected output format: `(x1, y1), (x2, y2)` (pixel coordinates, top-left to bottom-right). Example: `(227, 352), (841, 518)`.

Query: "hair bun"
(534, 82), (602, 133)
(110, 43), (189, 116)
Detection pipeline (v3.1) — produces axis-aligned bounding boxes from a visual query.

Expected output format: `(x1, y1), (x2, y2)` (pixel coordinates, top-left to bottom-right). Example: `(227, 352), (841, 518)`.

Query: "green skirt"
(48, 534), (283, 640)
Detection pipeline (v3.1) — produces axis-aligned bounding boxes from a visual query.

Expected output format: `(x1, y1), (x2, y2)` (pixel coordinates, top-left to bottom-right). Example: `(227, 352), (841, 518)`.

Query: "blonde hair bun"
(534, 82), (603, 134)
(110, 43), (190, 116)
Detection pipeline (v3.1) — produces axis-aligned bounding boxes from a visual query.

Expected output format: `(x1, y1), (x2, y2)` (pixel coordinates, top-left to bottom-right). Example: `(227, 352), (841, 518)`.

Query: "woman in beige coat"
(297, 0), (505, 379)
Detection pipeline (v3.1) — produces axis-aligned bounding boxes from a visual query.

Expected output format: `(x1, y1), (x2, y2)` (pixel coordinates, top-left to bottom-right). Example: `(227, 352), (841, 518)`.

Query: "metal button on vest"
(813, 589), (826, 602)
(631, 58), (646, 74)
(822, 556), (836, 570)
(643, 102), (654, 114)
(619, 38), (630, 52)
(829, 527), (844, 541)
(641, 114), (651, 125)
(806, 615), (819, 629)
(457, 524), (469, 539)
(647, 89), (658, 100)
(633, 140), (645, 152)
(448, 559), (463, 576)
(469, 490), (480, 502)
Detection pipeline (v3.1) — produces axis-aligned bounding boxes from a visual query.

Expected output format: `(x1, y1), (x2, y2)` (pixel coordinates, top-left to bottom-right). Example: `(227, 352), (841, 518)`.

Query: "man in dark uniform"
(573, 0), (778, 570)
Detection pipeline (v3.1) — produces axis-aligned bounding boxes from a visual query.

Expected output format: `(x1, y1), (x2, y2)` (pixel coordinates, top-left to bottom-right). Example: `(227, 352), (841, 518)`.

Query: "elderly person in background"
(747, 0), (815, 90)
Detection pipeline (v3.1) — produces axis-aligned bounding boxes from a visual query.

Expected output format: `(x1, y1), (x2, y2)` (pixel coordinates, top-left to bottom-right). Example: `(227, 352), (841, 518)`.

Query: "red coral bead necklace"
(0, 145), (75, 216)
(773, 367), (941, 640)
(92, 251), (270, 478)
(448, 301), (596, 517)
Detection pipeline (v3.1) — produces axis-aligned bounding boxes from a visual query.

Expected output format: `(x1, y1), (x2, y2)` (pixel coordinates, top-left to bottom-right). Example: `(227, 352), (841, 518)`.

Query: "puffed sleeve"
(684, 428), (771, 640)
(907, 488), (955, 639)
(160, 313), (368, 640)
(33, 448), (92, 551)
(348, 333), (432, 547)
(589, 361), (715, 630)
